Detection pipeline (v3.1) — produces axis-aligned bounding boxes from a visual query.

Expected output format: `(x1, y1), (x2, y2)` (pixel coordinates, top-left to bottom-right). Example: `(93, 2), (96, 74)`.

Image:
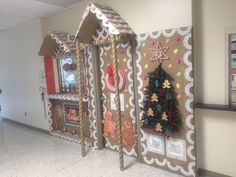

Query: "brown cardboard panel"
(50, 99), (90, 138)
(135, 27), (196, 177)
(76, 13), (99, 43)
(39, 35), (57, 57)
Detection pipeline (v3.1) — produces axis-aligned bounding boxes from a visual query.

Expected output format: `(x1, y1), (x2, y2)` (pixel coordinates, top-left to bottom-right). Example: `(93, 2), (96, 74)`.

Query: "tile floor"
(0, 118), (191, 177)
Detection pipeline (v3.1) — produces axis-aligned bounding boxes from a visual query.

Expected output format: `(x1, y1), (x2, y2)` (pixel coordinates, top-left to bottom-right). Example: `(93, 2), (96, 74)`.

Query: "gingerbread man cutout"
(122, 119), (136, 146)
(102, 111), (116, 140)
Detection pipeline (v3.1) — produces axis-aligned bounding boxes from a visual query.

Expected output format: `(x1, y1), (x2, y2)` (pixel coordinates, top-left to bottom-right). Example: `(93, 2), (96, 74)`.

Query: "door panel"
(99, 42), (138, 156)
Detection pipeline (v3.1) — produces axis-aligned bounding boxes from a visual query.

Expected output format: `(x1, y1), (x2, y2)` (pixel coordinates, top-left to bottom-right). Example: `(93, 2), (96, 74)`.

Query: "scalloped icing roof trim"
(75, 2), (134, 41)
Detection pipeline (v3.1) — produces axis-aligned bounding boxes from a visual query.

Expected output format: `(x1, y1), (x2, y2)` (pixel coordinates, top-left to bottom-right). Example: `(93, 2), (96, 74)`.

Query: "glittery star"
(161, 112), (168, 121)
(163, 80), (171, 89)
(150, 42), (169, 64)
(155, 123), (163, 132)
(151, 93), (158, 102)
(147, 108), (154, 117)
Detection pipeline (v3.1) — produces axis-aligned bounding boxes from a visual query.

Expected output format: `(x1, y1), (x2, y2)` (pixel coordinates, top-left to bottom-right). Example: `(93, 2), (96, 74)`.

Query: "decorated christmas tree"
(141, 64), (182, 136)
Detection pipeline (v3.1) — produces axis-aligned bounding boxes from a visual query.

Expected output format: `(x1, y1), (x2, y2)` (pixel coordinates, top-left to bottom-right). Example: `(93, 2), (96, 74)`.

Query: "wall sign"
(166, 138), (187, 161)
(147, 134), (165, 155)
(110, 93), (125, 111)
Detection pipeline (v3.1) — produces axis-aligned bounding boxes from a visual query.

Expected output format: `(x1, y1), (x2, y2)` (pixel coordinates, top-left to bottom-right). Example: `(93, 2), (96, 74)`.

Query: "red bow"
(106, 65), (115, 86)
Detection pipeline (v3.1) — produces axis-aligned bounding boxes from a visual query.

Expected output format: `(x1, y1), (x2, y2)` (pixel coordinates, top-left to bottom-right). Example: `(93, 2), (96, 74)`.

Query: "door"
(98, 41), (138, 157)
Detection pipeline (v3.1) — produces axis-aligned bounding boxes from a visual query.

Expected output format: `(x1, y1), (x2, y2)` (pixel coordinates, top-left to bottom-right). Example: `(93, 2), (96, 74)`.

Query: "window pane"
(230, 35), (236, 104)
(59, 57), (77, 88)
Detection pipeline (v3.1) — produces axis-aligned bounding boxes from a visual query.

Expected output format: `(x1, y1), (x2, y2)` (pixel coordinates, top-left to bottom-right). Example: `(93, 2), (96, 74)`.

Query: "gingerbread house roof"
(75, 3), (134, 43)
(39, 31), (76, 57)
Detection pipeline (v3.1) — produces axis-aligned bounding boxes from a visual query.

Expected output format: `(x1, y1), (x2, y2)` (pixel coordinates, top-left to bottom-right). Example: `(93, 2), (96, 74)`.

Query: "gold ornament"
(161, 112), (168, 121)
(176, 83), (181, 89)
(177, 72), (181, 77)
(147, 108), (154, 117)
(155, 123), (163, 132)
(151, 93), (158, 102)
(163, 80), (171, 89)
(173, 49), (178, 55)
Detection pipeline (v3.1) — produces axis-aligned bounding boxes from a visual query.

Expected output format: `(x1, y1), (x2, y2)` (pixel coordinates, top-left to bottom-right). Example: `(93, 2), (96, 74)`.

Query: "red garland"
(106, 65), (115, 86)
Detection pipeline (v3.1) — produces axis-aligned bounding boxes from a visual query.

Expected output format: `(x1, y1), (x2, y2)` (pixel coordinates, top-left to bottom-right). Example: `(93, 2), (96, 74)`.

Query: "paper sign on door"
(110, 93), (125, 112)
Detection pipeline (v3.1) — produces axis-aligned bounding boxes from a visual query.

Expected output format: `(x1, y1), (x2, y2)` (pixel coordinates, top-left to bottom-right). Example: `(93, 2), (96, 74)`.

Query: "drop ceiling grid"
(0, 0), (81, 31)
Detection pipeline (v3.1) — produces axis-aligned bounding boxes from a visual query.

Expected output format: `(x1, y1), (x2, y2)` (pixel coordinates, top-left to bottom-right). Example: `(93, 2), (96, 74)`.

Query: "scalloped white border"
(50, 32), (72, 53)
(135, 26), (196, 177)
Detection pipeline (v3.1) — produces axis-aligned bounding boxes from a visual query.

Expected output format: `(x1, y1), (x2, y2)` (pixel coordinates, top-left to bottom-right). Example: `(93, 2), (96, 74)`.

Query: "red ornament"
(160, 89), (165, 97)
(152, 41), (156, 46)
(142, 76), (148, 80)
(175, 35), (181, 41)
(167, 112), (172, 119)
(176, 58), (181, 65)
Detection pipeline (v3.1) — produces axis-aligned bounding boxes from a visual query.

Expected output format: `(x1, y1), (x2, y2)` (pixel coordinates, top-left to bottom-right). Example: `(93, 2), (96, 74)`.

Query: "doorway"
(95, 41), (138, 157)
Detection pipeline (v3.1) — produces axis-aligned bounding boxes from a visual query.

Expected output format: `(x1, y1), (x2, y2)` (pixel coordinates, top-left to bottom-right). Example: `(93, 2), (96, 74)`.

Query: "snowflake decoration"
(150, 42), (169, 64)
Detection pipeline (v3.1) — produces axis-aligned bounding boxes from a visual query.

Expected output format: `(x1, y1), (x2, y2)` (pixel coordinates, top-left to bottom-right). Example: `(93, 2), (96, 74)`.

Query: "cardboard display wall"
(134, 27), (195, 176)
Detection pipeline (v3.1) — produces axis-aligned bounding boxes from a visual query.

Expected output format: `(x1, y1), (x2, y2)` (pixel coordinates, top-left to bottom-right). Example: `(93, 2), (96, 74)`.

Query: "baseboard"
(198, 168), (232, 177)
(2, 117), (50, 135)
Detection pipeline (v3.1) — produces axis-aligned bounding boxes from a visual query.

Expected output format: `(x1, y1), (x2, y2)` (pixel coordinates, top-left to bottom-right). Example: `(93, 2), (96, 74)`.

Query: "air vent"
(36, 0), (81, 7)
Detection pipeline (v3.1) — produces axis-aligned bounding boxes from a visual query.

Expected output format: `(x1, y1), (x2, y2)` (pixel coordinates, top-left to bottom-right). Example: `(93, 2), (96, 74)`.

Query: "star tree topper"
(150, 42), (169, 64)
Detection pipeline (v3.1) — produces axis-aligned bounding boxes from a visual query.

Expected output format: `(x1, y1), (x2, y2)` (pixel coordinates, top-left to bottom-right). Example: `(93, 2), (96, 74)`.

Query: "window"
(58, 56), (77, 93)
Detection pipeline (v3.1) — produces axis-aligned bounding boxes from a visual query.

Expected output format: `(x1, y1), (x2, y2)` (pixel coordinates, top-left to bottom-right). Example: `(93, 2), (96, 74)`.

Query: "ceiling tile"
(0, 0), (62, 14)
(36, 0), (81, 8)
(0, 0), (81, 31)
(0, 4), (44, 18)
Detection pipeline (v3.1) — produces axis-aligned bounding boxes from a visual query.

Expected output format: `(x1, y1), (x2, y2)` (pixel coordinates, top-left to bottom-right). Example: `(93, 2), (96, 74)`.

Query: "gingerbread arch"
(74, 2), (136, 170)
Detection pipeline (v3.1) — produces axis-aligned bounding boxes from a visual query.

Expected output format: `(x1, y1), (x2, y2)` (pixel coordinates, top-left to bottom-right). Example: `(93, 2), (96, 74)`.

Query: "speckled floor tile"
(0, 119), (183, 177)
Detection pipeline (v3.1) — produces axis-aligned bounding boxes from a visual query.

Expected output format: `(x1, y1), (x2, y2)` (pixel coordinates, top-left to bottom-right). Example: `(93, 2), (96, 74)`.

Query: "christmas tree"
(141, 64), (182, 136)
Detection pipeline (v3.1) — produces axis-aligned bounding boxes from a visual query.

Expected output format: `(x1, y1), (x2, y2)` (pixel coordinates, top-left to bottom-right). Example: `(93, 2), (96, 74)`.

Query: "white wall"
(0, 19), (49, 130)
(194, 0), (236, 176)
(43, 0), (192, 34)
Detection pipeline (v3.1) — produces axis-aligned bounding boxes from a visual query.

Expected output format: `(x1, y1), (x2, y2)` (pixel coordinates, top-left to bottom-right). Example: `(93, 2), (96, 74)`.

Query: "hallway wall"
(193, 0), (236, 176)
(42, 0), (192, 34)
(0, 19), (49, 130)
